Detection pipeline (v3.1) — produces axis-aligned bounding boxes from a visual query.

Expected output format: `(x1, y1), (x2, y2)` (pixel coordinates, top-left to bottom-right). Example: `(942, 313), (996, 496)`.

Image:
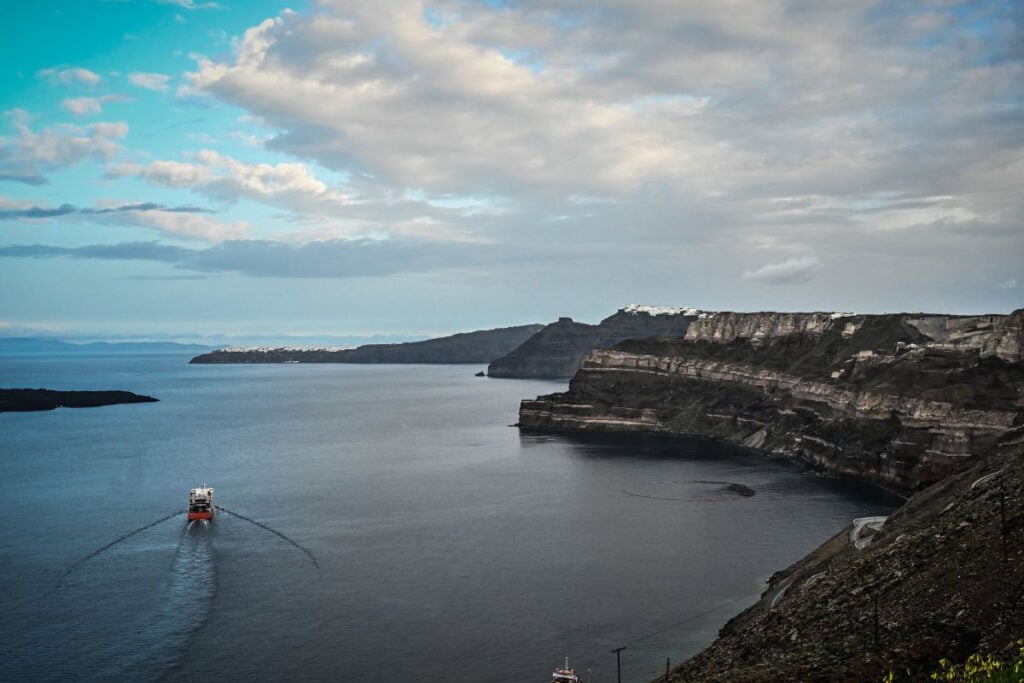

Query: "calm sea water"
(0, 355), (900, 682)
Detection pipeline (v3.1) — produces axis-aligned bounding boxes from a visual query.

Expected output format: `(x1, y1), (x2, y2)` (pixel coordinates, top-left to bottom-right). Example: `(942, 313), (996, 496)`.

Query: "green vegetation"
(883, 641), (1024, 682)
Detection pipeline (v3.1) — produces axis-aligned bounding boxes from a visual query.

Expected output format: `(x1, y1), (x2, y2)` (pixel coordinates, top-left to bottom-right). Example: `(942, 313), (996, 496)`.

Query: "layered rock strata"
(520, 310), (1024, 494)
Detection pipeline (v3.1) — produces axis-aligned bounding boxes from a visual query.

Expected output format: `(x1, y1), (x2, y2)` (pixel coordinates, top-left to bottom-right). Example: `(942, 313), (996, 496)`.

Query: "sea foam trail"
(215, 505), (320, 572)
(108, 522), (216, 681)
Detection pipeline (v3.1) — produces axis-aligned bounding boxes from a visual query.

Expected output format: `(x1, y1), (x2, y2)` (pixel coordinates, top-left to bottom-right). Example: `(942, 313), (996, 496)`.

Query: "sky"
(1, 0), (1022, 344)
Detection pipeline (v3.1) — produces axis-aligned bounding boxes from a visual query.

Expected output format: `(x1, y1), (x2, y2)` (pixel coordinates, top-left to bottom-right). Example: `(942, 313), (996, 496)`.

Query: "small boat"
(551, 657), (582, 683)
(188, 485), (214, 521)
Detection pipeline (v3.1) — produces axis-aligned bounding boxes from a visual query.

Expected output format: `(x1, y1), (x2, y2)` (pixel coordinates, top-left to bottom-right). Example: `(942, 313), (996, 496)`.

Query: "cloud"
(157, 0), (221, 9)
(0, 197), (242, 242)
(0, 201), (213, 220)
(128, 72), (172, 92)
(742, 256), (822, 285)
(61, 95), (130, 116)
(126, 149), (333, 200)
(38, 67), (101, 86)
(0, 111), (128, 184)
(180, 2), (1024, 220)
(0, 236), (531, 278)
(185, 6), (698, 198)
(130, 210), (250, 242)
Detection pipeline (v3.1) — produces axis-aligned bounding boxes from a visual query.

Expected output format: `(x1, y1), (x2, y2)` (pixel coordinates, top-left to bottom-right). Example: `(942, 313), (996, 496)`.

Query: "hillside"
(663, 433), (1024, 682)
(189, 324), (544, 365)
(487, 305), (700, 378)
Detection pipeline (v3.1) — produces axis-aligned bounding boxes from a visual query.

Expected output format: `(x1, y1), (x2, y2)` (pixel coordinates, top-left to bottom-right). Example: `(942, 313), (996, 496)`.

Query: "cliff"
(662, 433), (1024, 682)
(519, 310), (1024, 494)
(0, 389), (159, 412)
(189, 324), (544, 365)
(487, 305), (700, 378)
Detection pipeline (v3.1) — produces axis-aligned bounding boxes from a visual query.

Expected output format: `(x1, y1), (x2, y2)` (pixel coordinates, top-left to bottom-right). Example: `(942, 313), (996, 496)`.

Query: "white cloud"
(38, 67), (101, 86)
(0, 111), (128, 184)
(156, 0), (221, 9)
(115, 149), (342, 203)
(132, 210), (250, 242)
(61, 97), (103, 116)
(185, 6), (702, 198)
(128, 72), (172, 92)
(742, 256), (822, 285)
(182, 1), (1024, 214)
(60, 94), (130, 116)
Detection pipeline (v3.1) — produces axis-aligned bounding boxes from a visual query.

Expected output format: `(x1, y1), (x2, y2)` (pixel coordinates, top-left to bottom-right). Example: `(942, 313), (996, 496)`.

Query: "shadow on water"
(518, 429), (754, 462)
(519, 429), (905, 508)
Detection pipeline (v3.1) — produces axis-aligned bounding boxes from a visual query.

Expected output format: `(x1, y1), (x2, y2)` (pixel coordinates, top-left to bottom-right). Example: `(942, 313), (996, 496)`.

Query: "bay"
(0, 355), (899, 682)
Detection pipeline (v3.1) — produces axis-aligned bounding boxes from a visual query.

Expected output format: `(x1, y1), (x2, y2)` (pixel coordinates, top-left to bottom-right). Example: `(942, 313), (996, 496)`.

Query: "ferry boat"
(188, 485), (214, 521)
(551, 657), (582, 683)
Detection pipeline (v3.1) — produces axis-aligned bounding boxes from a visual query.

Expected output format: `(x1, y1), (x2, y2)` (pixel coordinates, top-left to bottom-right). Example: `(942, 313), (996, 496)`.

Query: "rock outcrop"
(189, 324), (544, 365)
(0, 388), (159, 412)
(487, 305), (701, 378)
(520, 310), (1024, 494)
(661, 433), (1024, 682)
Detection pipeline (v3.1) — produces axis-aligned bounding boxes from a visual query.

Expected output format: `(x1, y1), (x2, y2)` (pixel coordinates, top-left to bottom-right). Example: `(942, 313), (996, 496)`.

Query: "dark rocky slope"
(520, 310), (1024, 495)
(487, 305), (700, 378)
(190, 324), (543, 364)
(661, 433), (1024, 682)
(0, 388), (158, 412)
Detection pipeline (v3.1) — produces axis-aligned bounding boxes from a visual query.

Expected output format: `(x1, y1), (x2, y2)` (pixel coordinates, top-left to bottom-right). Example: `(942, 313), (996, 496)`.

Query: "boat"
(188, 485), (214, 521)
(551, 657), (582, 683)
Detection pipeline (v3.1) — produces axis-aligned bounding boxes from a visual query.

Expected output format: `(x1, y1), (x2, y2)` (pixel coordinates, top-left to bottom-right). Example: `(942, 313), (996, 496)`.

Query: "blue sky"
(1, 0), (1022, 343)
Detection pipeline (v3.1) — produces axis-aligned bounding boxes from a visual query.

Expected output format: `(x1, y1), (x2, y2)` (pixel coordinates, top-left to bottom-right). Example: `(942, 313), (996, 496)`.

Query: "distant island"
(0, 389), (159, 413)
(189, 324), (544, 365)
(188, 306), (708, 372)
(0, 338), (214, 355)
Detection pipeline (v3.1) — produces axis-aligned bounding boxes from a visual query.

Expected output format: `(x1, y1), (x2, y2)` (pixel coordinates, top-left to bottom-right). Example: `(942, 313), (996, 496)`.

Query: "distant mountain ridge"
(189, 324), (545, 364)
(0, 337), (214, 355)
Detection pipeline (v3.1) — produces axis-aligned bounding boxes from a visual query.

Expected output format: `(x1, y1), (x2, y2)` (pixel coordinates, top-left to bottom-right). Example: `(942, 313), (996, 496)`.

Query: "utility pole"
(611, 646), (626, 683)
(999, 481), (1008, 563)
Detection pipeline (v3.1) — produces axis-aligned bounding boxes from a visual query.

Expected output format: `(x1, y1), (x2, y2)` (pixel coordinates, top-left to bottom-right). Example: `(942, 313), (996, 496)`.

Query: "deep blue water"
(0, 355), (900, 682)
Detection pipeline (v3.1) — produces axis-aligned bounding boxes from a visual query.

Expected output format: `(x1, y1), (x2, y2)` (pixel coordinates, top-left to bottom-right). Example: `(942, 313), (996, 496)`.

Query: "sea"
(0, 354), (901, 682)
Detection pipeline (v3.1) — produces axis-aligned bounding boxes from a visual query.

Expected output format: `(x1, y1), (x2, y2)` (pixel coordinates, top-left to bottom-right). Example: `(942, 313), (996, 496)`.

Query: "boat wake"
(113, 522), (216, 680)
(41, 508), (185, 601)
(214, 505), (320, 572)
(30, 515), (215, 680)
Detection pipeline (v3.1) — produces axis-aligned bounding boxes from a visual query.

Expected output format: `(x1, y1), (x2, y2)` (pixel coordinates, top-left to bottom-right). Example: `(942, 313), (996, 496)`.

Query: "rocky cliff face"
(520, 310), (1024, 494)
(663, 433), (1024, 682)
(487, 305), (699, 378)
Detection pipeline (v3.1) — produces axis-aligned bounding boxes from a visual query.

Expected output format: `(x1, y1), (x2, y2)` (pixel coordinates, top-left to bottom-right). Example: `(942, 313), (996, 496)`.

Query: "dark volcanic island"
(0, 389), (158, 412)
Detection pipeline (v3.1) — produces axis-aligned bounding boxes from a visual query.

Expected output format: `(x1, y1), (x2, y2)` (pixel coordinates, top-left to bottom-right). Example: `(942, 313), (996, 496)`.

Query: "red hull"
(188, 510), (213, 521)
